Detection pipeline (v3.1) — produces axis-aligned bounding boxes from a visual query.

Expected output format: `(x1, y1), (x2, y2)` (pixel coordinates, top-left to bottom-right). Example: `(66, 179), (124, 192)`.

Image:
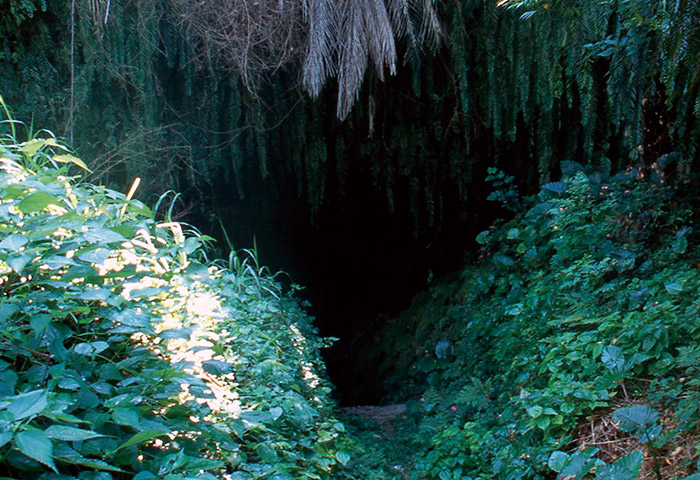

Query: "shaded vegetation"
(369, 165), (700, 478)
(2, 0), (700, 478)
(0, 121), (361, 479)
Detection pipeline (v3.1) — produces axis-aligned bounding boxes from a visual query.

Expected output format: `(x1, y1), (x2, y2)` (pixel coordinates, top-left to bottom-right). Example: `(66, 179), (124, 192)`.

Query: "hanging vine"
(0, 0), (698, 236)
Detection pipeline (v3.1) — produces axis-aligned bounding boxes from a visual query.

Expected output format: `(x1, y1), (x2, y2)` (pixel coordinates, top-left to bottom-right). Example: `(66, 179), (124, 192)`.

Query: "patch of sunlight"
(187, 292), (224, 318)
(120, 276), (168, 300)
(289, 324), (322, 391)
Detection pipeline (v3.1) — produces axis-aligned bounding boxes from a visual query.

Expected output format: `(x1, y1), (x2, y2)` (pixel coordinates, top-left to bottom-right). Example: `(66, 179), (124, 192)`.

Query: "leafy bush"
(374, 164), (700, 479)
(0, 127), (356, 478)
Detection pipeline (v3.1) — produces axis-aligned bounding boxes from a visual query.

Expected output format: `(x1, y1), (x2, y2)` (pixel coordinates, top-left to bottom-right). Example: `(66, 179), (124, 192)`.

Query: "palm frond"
(363, 0), (398, 80)
(303, 0), (338, 98)
(336, 0), (370, 119)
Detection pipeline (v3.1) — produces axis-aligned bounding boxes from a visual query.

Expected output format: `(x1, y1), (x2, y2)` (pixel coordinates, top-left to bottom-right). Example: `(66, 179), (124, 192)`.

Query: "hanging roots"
(174, 0), (307, 89)
(174, 0), (442, 118)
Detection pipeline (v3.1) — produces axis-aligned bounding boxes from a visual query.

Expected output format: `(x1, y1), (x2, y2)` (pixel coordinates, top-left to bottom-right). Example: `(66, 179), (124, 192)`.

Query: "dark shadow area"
(192, 150), (505, 406)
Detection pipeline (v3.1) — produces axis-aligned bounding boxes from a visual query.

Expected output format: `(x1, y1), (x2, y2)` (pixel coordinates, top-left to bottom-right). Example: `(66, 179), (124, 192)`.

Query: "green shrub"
(376, 165), (700, 479)
(0, 130), (355, 479)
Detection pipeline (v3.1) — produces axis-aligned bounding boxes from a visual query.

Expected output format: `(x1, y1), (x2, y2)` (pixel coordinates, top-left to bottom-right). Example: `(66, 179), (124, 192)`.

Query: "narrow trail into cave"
(339, 403), (422, 477)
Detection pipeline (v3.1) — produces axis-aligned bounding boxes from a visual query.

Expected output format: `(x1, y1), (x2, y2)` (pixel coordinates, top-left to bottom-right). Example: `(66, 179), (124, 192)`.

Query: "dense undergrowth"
(3, 100), (700, 480)
(370, 164), (700, 479)
(0, 117), (365, 479)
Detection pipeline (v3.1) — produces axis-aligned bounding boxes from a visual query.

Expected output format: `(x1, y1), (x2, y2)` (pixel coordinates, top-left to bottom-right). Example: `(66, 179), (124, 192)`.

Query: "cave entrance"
(201, 163), (485, 406)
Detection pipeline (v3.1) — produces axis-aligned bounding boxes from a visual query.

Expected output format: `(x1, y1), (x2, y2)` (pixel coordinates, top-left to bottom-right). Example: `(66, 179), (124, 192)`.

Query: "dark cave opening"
(183, 56), (532, 406)
(195, 151), (506, 406)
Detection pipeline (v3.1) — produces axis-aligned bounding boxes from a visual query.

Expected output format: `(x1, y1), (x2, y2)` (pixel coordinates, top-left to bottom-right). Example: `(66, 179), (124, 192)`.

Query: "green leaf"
(558, 448), (597, 479)
(111, 309), (152, 329)
(476, 230), (490, 244)
(534, 416), (551, 429)
(133, 472), (158, 480)
(541, 182), (568, 195)
(7, 389), (48, 420)
(665, 282), (682, 294)
(0, 432), (13, 449)
(68, 457), (124, 472)
(612, 405), (659, 432)
(19, 138), (47, 156)
(493, 253), (514, 267)
(6, 254), (32, 274)
(117, 429), (169, 450)
(601, 345), (625, 371)
(526, 405), (544, 418)
(595, 450), (643, 480)
(77, 248), (111, 264)
(256, 443), (278, 463)
(44, 425), (104, 441)
(672, 236), (688, 254)
(548, 451), (569, 472)
(15, 430), (57, 472)
(82, 227), (127, 244)
(74, 343), (95, 355)
(438, 470), (452, 480)
(269, 407), (283, 421)
(334, 450), (351, 466)
(0, 234), (28, 251)
(112, 408), (140, 427)
(53, 154), (91, 172)
(17, 191), (61, 213)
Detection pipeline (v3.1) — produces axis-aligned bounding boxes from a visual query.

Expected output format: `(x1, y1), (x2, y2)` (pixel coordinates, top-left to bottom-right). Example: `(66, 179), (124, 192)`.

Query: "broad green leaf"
(334, 450), (351, 466)
(75, 288), (112, 301)
(665, 282), (683, 294)
(112, 408), (140, 427)
(534, 416), (551, 429)
(202, 359), (234, 375)
(7, 254), (32, 274)
(548, 451), (569, 472)
(92, 341), (110, 354)
(17, 191), (61, 213)
(672, 235), (688, 254)
(82, 227), (127, 244)
(0, 370), (16, 396)
(493, 253), (514, 267)
(541, 182), (568, 194)
(595, 450), (643, 480)
(0, 432), (13, 449)
(117, 429), (169, 450)
(15, 430), (57, 472)
(7, 389), (48, 420)
(111, 309), (151, 329)
(526, 405), (544, 418)
(558, 448), (597, 479)
(475, 230), (490, 244)
(612, 405), (659, 432)
(45, 425), (104, 441)
(43, 137), (69, 151)
(601, 345), (625, 371)
(0, 304), (18, 321)
(53, 154), (91, 172)
(269, 407), (283, 421)
(71, 459), (123, 473)
(133, 472), (158, 480)
(77, 248), (111, 264)
(30, 314), (52, 335)
(74, 343), (95, 355)
(0, 234), (28, 251)
(19, 139), (46, 156)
